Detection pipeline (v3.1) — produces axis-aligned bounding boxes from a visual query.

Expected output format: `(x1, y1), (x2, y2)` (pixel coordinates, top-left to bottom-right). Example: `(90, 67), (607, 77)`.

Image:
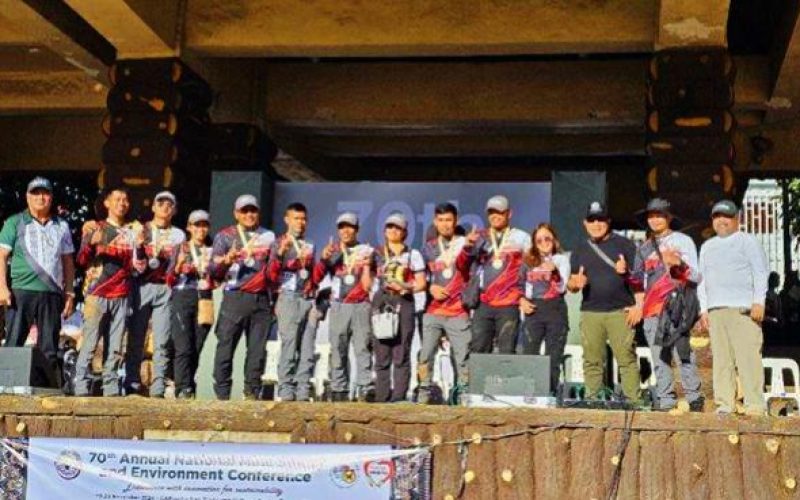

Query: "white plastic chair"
(762, 357), (800, 409)
(613, 347), (656, 390)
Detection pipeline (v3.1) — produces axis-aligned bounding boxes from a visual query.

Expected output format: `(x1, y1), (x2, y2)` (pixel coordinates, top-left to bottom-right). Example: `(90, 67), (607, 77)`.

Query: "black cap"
(585, 201), (609, 219)
(635, 197), (682, 229)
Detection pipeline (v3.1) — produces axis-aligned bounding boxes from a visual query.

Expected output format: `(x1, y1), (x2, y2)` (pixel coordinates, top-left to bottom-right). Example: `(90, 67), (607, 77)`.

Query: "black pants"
(5, 289), (63, 388)
(522, 298), (568, 394)
(171, 288), (211, 395)
(372, 291), (415, 402)
(212, 291), (272, 400)
(471, 303), (519, 354)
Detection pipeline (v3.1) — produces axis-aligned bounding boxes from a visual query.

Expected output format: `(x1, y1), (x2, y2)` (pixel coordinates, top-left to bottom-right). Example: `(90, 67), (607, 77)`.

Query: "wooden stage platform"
(2, 396), (800, 499)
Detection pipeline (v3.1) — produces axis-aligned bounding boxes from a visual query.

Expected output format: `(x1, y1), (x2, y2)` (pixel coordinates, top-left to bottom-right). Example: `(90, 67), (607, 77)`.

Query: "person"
(630, 198), (703, 411)
(124, 191), (185, 397)
(314, 212), (375, 402)
(373, 212), (426, 402)
(209, 194), (275, 400)
(167, 209), (214, 399)
(417, 203), (476, 403)
(75, 187), (145, 396)
(764, 271), (783, 337)
(697, 199), (769, 416)
(268, 202), (317, 401)
(471, 195), (532, 354)
(567, 201), (640, 403)
(519, 223), (570, 395)
(0, 177), (76, 386)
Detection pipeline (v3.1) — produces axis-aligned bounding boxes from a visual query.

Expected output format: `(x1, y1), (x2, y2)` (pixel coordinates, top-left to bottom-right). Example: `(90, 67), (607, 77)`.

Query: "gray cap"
(486, 195), (509, 212)
(336, 211), (359, 227)
(27, 176), (52, 193)
(384, 212), (408, 230)
(234, 194), (260, 211)
(711, 199), (738, 217)
(187, 209), (210, 224)
(154, 190), (176, 205)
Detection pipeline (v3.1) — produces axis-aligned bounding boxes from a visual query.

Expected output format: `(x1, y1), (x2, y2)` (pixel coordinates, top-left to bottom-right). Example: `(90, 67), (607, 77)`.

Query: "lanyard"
(289, 234), (308, 268)
(490, 228), (509, 261)
(341, 242), (357, 274)
(189, 242), (207, 275)
(236, 224), (257, 258)
(437, 236), (456, 267)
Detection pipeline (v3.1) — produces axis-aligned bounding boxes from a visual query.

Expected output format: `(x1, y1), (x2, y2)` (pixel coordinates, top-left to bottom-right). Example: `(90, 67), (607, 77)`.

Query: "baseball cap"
(486, 195), (510, 212)
(711, 199), (738, 217)
(154, 190), (176, 205)
(187, 209), (210, 225)
(336, 212), (359, 227)
(234, 194), (260, 211)
(384, 212), (408, 230)
(27, 176), (53, 193)
(586, 201), (609, 219)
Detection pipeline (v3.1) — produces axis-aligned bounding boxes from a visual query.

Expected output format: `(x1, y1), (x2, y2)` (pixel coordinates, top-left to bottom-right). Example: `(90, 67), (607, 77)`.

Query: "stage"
(1, 396), (799, 499)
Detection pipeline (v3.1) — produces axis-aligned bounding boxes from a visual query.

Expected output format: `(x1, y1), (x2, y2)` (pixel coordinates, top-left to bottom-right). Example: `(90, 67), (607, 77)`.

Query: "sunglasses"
(585, 217), (609, 223)
(238, 207), (258, 214)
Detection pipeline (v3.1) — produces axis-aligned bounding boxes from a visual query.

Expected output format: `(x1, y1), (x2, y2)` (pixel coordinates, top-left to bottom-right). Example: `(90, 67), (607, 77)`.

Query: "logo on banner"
(329, 464), (358, 488)
(363, 459), (395, 487)
(54, 450), (82, 480)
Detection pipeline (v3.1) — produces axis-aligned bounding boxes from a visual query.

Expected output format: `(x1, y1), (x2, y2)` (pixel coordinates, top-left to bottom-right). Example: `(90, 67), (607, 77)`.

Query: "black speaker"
(209, 170), (276, 233)
(0, 347), (59, 388)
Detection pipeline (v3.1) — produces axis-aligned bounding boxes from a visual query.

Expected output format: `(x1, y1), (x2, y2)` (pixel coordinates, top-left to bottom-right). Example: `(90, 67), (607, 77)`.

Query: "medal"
(299, 268), (309, 280)
(148, 257), (160, 269)
(442, 267), (454, 279)
(289, 234), (311, 279)
(236, 224), (258, 267)
(437, 236), (458, 280)
(149, 223), (169, 271)
(490, 228), (509, 270)
(344, 274), (356, 285)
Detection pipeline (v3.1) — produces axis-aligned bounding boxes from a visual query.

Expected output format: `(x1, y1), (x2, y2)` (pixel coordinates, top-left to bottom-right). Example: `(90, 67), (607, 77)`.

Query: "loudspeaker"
(550, 171), (606, 252)
(0, 347), (59, 388)
(468, 354), (551, 397)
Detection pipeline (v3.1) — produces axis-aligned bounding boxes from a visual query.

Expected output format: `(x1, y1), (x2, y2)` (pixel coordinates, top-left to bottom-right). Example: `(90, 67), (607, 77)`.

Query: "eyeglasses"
(535, 236), (554, 243)
(385, 224), (404, 231)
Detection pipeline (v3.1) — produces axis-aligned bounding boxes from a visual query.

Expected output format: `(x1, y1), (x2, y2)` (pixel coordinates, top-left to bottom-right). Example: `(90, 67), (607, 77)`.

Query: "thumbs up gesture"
(322, 236), (335, 261)
(615, 254), (628, 275)
(569, 266), (588, 291)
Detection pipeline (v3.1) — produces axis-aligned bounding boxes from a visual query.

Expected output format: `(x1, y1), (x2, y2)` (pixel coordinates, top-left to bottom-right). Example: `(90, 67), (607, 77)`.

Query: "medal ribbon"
(341, 242), (357, 275)
(236, 224), (258, 261)
(189, 242), (207, 275)
(437, 236), (455, 269)
(490, 228), (509, 263)
(289, 234), (308, 272)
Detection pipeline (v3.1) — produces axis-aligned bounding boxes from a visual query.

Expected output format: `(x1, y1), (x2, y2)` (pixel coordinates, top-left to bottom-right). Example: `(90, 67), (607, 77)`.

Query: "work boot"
(689, 396), (705, 412)
(355, 386), (375, 403)
(331, 391), (350, 402)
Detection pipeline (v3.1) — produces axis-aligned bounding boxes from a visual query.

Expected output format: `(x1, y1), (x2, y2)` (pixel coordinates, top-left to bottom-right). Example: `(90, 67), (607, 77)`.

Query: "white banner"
(13, 437), (430, 500)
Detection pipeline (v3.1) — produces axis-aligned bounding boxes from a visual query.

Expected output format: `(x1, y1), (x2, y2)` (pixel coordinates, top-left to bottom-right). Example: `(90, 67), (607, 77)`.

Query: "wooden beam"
(186, 0), (657, 57)
(656, 0), (731, 49)
(0, 70), (105, 114)
(62, 0), (180, 58)
(0, 0), (111, 83)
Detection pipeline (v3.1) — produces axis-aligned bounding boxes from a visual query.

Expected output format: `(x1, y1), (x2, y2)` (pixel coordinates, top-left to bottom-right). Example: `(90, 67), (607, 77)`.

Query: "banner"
(272, 182), (551, 250)
(1, 438), (430, 500)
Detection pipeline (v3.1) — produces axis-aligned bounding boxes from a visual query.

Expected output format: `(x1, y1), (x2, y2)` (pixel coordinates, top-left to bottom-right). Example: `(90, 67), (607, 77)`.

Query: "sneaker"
(355, 386), (375, 403)
(688, 396), (705, 412)
(417, 388), (431, 405)
(331, 391), (350, 402)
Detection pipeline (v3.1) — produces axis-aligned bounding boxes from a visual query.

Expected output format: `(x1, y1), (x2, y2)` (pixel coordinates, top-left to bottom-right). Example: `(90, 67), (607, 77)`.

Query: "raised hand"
(569, 266), (588, 290)
(278, 235), (293, 257)
(661, 247), (682, 267)
(615, 254), (627, 275)
(81, 220), (98, 237)
(322, 236), (335, 260)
